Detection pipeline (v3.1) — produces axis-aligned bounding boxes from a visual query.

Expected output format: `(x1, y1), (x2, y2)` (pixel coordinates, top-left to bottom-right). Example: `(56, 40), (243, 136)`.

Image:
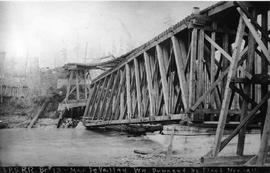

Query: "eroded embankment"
(0, 97), (60, 128)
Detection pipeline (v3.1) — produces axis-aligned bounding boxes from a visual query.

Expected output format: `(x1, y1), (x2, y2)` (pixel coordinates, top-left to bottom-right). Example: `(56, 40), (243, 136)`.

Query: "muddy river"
(0, 126), (261, 166)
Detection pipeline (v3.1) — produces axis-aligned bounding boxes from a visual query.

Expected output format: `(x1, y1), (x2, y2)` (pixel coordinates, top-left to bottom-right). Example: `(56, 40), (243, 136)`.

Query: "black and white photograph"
(0, 0), (270, 172)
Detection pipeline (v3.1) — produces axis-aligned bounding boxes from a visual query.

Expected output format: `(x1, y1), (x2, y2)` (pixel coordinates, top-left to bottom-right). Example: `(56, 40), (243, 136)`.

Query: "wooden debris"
(28, 99), (50, 129)
(134, 149), (153, 155)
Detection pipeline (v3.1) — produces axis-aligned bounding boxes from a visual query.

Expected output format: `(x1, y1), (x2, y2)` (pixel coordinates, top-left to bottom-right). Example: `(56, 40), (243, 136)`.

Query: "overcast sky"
(0, 1), (215, 68)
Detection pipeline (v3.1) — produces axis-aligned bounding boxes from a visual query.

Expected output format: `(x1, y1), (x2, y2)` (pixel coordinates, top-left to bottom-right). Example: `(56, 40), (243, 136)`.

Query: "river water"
(0, 126), (261, 166)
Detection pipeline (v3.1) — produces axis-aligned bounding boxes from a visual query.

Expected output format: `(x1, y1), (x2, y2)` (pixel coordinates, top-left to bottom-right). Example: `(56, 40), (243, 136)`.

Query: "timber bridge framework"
(63, 1), (270, 165)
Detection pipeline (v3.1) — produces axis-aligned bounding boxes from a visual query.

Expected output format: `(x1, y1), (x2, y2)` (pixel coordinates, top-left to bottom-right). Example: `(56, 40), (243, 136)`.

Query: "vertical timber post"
(221, 34), (229, 99)
(212, 17), (245, 157)
(189, 28), (198, 109)
(197, 29), (205, 107)
(256, 8), (270, 166)
(257, 102), (270, 165)
(76, 70), (80, 100)
(65, 71), (74, 102)
(237, 9), (256, 156)
(84, 70), (88, 99)
(120, 69), (125, 120)
(134, 58), (142, 118)
(260, 9), (268, 136)
(125, 63), (132, 119)
(210, 22), (217, 109)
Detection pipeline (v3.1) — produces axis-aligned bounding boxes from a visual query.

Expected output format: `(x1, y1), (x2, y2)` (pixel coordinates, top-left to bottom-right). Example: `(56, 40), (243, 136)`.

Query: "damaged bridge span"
(78, 1), (270, 165)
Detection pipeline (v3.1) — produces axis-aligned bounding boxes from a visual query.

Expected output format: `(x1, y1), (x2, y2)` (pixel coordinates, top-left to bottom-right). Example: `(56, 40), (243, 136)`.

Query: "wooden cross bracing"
(58, 69), (92, 111)
(80, 2), (270, 165)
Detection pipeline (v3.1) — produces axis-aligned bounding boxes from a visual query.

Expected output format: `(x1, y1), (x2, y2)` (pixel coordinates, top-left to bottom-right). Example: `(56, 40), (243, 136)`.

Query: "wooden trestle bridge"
(62, 1), (270, 165)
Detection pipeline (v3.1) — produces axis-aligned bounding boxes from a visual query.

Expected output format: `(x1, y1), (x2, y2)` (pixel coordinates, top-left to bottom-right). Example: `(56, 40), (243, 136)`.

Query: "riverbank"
(0, 96), (66, 128)
(0, 103), (58, 128)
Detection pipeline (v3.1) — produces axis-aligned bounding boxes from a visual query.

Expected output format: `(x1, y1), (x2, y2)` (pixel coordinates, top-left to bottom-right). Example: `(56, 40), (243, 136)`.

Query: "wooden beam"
(125, 63), (132, 119)
(144, 52), (155, 117)
(205, 1), (234, 16)
(260, 9), (269, 138)
(155, 54), (177, 115)
(83, 113), (189, 127)
(140, 68), (146, 117)
(89, 78), (107, 119)
(178, 37), (188, 65)
(156, 44), (170, 114)
(149, 56), (159, 113)
(28, 99), (50, 128)
(198, 39), (251, 112)
(203, 45), (222, 109)
(95, 74), (114, 120)
(184, 44), (191, 74)
(130, 68), (137, 117)
(221, 34), (229, 100)
(235, 2), (270, 42)
(84, 70), (88, 99)
(197, 29), (205, 104)
(142, 73), (149, 117)
(237, 8), (270, 64)
(134, 58), (142, 118)
(92, 76), (111, 120)
(210, 23), (217, 109)
(205, 34), (232, 63)
(76, 70), (80, 100)
(229, 84), (257, 107)
(190, 68), (229, 112)
(82, 82), (99, 118)
(65, 71), (74, 101)
(168, 73), (174, 112)
(237, 9), (256, 156)
(205, 92), (270, 156)
(119, 91), (125, 120)
(114, 69), (126, 120)
(189, 28), (198, 107)
(174, 87), (185, 113)
(194, 109), (240, 115)
(256, 9), (270, 166)
(104, 70), (121, 121)
(171, 36), (189, 110)
(255, 49), (270, 66)
(257, 101), (270, 165)
(212, 17), (245, 157)
(58, 100), (87, 111)
(67, 86), (77, 98)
